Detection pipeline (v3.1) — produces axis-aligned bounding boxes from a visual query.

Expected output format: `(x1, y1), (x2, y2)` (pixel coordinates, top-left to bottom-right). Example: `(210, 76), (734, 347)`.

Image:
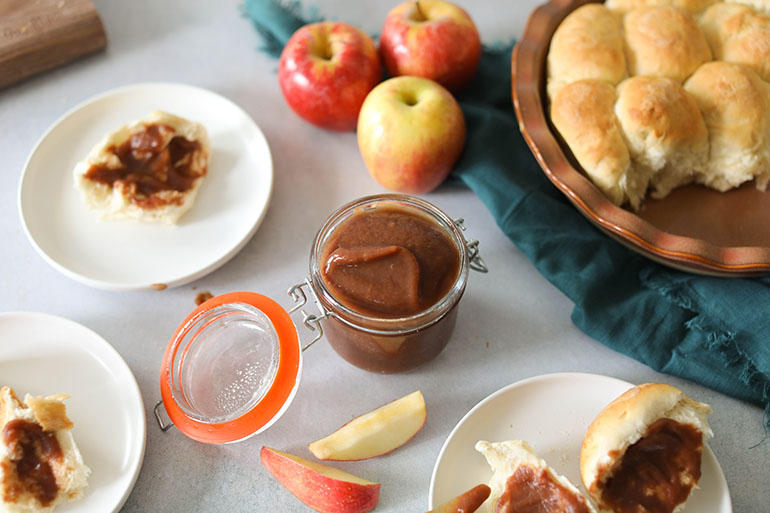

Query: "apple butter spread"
(600, 418), (703, 513)
(83, 123), (204, 209)
(310, 195), (471, 373)
(320, 205), (460, 317)
(1, 419), (63, 507)
(496, 465), (591, 513)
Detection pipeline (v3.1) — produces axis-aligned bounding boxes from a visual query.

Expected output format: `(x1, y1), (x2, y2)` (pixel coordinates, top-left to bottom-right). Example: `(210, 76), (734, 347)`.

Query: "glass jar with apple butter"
(292, 193), (486, 373)
(155, 194), (485, 443)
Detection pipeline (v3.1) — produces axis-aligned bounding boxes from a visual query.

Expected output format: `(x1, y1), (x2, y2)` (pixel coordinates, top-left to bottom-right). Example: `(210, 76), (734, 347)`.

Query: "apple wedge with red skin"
(260, 446), (380, 513)
(427, 484), (491, 513)
(309, 390), (427, 461)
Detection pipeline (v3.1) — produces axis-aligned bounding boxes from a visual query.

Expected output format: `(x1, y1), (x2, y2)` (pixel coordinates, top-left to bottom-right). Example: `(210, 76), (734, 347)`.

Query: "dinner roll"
(700, 3), (770, 82)
(551, 80), (641, 208)
(546, 4), (626, 100)
(605, 0), (719, 15)
(614, 76), (708, 199)
(731, 0), (770, 14)
(624, 6), (712, 83)
(477, 440), (596, 513)
(684, 61), (770, 191)
(581, 383), (712, 513)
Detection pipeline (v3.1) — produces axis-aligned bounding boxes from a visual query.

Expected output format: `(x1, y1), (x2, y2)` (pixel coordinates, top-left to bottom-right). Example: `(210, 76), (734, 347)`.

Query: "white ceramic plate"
(18, 82), (273, 290)
(0, 312), (146, 513)
(429, 372), (731, 512)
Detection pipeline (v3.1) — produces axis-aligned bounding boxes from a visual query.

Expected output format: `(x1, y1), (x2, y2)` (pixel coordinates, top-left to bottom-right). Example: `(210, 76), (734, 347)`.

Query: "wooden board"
(0, 0), (106, 88)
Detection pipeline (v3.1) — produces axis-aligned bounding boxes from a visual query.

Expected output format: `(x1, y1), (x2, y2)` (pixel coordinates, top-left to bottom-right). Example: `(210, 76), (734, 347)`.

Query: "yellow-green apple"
(357, 76), (465, 193)
(308, 390), (427, 461)
(426, 484), (491, 513)
(260, 446), (380, 513)
(279, 22), (381, 131)
(380, 0), (481, 92)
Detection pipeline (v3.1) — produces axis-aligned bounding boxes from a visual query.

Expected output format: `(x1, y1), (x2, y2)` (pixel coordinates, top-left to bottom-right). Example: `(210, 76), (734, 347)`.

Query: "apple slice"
(308, 390), (427, 461)
(427, 484), (491, 513)
(260, 446), (380, 513)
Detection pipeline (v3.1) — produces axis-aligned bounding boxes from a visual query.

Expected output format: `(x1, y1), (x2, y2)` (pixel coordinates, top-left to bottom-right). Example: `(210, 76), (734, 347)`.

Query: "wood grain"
(0, 0), (106, 88)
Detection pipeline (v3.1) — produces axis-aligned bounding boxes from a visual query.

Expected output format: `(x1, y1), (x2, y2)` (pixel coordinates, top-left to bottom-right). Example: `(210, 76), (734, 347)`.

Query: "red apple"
(279, 22), (382, 131)
(380, 0), (481, 92)
(357, 76), (466, 193)
(260, 446), (380, 513)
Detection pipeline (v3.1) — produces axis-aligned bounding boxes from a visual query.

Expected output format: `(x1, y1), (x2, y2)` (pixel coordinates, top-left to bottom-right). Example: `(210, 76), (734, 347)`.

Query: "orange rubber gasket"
(160, 292), (301, 444)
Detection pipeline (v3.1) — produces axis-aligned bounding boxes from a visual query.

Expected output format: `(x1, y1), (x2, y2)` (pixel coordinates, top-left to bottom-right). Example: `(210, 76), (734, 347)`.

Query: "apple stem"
(413, 1), (427, 22)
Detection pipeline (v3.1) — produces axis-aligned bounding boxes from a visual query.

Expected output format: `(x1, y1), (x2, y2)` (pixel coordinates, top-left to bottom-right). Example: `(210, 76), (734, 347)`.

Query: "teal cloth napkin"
(243, 0), (769, 428)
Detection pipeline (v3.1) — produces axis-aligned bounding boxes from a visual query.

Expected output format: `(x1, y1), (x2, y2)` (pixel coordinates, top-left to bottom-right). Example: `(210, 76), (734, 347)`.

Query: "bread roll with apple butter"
(74, 110), (210, 225)
(476, 440), (597, 513)
(0, 386), (90, 513)
(546, 4), (626, 100)
(580, 383), (712, 513)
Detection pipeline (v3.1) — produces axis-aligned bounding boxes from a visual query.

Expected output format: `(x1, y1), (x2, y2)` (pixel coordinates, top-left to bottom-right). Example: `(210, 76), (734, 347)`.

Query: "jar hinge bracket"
(455, 218), (488, 273)
(154, 400), (175, 432)
(288, 278), (330, 352)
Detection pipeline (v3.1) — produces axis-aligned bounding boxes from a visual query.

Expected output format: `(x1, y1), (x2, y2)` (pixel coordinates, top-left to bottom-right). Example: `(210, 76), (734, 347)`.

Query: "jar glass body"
(308, 194), (469, 373)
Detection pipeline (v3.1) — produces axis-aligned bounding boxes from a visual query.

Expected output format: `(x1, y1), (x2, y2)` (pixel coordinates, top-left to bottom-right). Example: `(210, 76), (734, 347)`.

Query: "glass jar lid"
(159, 292), (301, 444)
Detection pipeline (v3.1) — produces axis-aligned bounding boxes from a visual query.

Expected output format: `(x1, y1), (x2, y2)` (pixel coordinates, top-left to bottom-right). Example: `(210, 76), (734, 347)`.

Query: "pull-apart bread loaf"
(476, 440), (597, 513)
(547, 1), (770, 209)
(580, 383), (712, 513)
(0, 387), (90, 512)
(74, 110), (210, 224)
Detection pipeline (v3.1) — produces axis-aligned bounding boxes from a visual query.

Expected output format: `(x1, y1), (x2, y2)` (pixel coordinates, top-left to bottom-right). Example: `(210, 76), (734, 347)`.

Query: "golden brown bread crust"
(580, 383), (712, 513)
(547, 4), (626, 100)
(624, 6), (712, 83)
(731, 0), (770, 14)
(605, 0), (719, 14)
(551, 80), (634, 208)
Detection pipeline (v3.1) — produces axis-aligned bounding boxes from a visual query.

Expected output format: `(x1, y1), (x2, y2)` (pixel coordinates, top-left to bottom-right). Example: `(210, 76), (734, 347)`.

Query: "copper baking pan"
(513, 0), (770, 276)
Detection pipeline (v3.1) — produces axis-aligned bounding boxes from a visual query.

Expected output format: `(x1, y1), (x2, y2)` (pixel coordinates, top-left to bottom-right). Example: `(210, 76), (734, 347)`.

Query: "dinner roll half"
(615, 76), (708, 199)
(477, 440), (596, 513)
(551, 80), (641, 208)
(546, 4), (626, 100)
(684, 61), (770, 191)
(581, 383), (712, 513)
(700, 3), (770, 82)
(605, 0), (719, 15)
(624, 6), (712, 83)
